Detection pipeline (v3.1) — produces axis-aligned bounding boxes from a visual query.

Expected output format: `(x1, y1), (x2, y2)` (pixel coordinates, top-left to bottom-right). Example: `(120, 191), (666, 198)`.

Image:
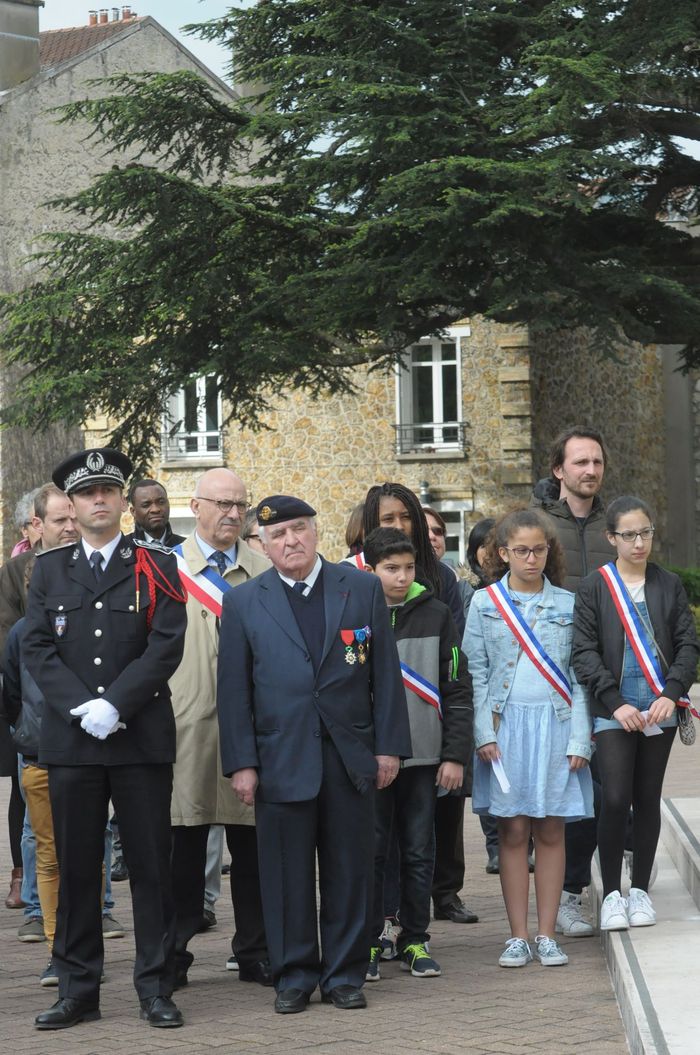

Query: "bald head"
(191, 468), (249, 550)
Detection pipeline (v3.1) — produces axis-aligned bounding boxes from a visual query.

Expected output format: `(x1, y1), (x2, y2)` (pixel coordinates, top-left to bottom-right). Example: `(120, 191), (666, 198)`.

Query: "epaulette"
(133, 538), (173, 556)
(36, 542), (76, 557)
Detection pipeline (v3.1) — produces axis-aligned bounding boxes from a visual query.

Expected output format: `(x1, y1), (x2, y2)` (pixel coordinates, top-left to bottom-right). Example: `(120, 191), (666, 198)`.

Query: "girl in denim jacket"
(464, 510), (593, 969)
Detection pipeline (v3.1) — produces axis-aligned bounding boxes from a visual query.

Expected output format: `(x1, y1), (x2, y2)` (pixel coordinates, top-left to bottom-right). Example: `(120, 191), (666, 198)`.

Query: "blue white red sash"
(351, 552), (365, 570)
(401, 662), (443, 720)
(598, 562), (694, 713)
(486, 581), (573, 706)
(172, 544), (232, 618)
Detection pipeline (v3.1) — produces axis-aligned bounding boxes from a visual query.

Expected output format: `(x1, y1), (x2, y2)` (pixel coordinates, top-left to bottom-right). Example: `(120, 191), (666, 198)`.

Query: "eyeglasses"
(612, 527), (655, 543)
(196, 496), (250, 515)
(504, 544), (550, 560)
(428, 526), (445, 537)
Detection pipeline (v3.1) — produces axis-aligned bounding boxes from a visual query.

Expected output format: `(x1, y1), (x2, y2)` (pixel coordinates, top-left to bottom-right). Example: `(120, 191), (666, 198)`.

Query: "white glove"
(70, 699), (126, 740)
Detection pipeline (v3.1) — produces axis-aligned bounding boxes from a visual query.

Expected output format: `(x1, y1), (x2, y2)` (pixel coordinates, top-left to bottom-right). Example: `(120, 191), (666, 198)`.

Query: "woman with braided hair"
(361, 484), (463, 635)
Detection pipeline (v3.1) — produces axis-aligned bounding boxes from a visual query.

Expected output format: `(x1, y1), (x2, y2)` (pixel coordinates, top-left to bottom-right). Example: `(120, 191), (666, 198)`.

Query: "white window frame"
(162, 375), (223, 463)
(431, 498), (475, 566)
(395, 325), (469, 453)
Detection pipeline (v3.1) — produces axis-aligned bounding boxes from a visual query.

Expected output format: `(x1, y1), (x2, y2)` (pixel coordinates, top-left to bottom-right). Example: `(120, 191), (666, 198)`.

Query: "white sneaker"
(556, 892), (594, 936)
(627, 887), (656, 927)
(623, 850), (658, 891)
(534, 935), (568, 966)
(498, 937), (532, 968)
(379, 917), (399, 960)
(600, 890), (628, 931)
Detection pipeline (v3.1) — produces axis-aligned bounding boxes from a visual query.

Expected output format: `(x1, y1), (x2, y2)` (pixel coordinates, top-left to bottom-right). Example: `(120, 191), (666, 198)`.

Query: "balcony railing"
(161, 429), (223, 461)
(393, 421), (468, 456)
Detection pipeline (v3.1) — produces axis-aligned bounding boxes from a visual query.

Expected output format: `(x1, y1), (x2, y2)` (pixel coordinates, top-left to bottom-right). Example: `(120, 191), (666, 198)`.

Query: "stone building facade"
(0, 3), (235, 553)
(86, 318), (697, 568)
(2, 5), (698, 565)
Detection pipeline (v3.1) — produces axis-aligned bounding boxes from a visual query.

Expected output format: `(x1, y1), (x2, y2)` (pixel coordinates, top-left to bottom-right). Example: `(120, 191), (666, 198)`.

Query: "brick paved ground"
(0, 782), (629, 1055)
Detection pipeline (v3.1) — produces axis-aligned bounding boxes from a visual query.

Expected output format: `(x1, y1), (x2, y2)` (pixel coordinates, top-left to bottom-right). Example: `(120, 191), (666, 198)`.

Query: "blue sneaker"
(365, 946), (381, 981)
(498, 938), (532, 968)
(40, 960), (59, 987)
(399, 942), (441, 977)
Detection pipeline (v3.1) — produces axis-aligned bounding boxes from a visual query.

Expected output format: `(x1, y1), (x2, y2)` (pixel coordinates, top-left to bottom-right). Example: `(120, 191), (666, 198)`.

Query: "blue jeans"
(18, 758), (42, 920)
(373, 765), (438, 949)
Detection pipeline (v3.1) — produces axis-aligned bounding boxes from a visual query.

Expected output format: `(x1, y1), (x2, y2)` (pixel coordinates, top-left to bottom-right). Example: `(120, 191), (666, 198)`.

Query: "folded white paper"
(642, 722), (663, 737)
(491, 757), (511, 793)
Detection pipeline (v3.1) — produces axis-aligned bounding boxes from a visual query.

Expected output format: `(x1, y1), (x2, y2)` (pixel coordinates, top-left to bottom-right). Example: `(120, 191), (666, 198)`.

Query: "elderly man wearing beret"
(217, 495), (411, 1014)
(23, 448), (188, 1031)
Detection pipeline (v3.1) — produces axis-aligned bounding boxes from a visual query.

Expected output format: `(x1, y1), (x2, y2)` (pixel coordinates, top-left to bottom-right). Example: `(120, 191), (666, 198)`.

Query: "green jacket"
(531, 479), (614, 591)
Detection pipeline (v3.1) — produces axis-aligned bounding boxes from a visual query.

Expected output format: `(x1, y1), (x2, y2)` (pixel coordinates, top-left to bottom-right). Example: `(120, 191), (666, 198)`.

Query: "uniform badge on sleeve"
(54, 615), (68, 638)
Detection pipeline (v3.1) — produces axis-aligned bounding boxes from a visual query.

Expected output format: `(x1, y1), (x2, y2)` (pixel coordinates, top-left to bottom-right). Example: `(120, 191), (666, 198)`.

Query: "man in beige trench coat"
(168, 468), (271, 989)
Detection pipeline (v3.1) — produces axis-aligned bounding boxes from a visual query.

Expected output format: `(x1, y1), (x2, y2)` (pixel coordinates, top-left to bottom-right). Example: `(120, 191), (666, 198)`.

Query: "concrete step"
(588, 800), (700, 1055)
(660, 796), (700, 913)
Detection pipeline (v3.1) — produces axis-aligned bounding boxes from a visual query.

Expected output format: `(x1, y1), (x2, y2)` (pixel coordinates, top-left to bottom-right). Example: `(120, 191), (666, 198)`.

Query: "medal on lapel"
(340, 626), (372, 664)
(355, 627), (368, 664)
(340, 629), (356, 664)
(55, 614), (68, 638)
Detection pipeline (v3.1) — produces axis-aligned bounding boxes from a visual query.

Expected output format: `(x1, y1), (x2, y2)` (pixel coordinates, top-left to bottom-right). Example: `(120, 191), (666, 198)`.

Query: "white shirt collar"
(82, 533), (122, 569)
(277, 554), (322, 596)
(194, 531), (238, 569)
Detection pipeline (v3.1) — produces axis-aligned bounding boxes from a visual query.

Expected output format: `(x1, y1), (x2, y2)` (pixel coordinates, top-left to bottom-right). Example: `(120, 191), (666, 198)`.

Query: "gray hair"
(13, 487), (41, 529)
(241, 508), (260, 540)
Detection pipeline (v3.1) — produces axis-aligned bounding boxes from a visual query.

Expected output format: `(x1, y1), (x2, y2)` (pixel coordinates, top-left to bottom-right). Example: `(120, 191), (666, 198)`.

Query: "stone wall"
(107, 317), (537, 560)
(0, 20), (233, 555)
(530, 330), (668, 552)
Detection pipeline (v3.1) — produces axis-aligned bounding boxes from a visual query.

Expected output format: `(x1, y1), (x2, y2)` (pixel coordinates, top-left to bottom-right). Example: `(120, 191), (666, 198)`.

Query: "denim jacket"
(463, 573), (592, 759)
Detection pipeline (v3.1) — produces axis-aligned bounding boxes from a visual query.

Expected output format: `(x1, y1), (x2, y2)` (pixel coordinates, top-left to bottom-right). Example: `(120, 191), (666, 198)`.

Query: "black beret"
(256, 494), (317, 526)
(52, 447), (133, 496)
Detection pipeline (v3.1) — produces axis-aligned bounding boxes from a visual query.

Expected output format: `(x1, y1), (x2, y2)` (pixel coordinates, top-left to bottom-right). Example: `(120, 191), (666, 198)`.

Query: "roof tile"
(39, 19), (144, 69)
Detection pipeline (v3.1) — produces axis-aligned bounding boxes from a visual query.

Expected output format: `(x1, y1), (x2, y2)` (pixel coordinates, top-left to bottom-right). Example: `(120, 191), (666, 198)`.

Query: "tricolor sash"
(401, 662), (442, 720)
(350, 552), (365, 570)
(598, 562), (694, 713)
(486, 581), (573, 706)
(172, 544), (232, 618)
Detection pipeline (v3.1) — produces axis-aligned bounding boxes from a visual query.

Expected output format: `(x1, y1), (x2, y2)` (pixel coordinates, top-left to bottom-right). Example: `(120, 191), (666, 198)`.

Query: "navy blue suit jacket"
(217, 558), (410, 802)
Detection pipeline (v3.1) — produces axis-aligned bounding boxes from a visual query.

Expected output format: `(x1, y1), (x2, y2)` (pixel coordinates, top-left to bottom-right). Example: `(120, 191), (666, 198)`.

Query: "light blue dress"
(467, 581), (593, 820)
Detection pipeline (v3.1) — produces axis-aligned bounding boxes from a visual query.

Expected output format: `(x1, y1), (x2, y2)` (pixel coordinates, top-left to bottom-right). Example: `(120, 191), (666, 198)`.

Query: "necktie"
(293, 581), (308, 595)
(211, 551), (228, 576)
(90, 550), (104, 581)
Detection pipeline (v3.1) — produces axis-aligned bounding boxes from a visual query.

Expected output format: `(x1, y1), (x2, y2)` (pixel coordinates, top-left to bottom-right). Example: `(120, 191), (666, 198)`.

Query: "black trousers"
(49, 763), (175, 1002)
(171, 822), (267, 974)
(256, 738), (375, 994)
(431, 793), (465, 904)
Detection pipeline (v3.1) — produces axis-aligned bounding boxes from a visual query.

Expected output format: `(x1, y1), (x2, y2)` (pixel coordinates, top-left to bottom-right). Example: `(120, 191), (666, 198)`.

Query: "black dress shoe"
(35, 997), (101, 1030)
(434, 895), (479, 923)
(238, 959), (274, 986)
(139, 995), (183, 1028)
(321, 985), (367, 1009)
(485, 854), (500, 874)
(111, 855), (129, 882)
(198, 909), (217, 932)
(274, 988), (310, 1014)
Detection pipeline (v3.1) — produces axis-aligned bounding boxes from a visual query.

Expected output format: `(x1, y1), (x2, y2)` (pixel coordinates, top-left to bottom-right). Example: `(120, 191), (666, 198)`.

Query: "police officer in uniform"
(23, 448), (188, 1031)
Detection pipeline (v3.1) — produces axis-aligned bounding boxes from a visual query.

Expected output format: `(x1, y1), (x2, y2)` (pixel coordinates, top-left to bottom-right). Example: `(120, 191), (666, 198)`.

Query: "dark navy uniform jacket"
(23, 535), (187, 766)
(217, 557), (411, 802)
